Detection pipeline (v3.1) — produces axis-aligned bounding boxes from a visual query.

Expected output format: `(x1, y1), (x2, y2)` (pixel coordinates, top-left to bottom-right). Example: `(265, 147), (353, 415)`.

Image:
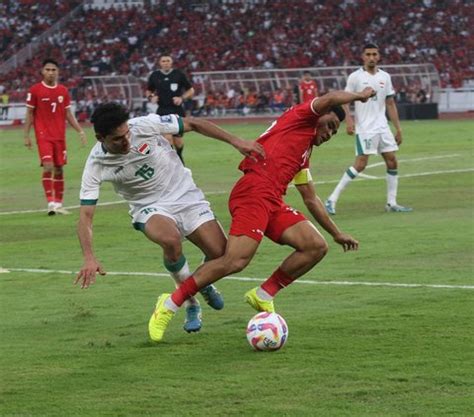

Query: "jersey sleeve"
(80, 158), (102, 205)
(386, 74), (396, 97)
(129, 114), (184, 137)
(180, 72), (193, 91)
(26, 86), (37, 108)
(293, 100), (320, 122)
(147, 71), (157, 92)
(345, 73), (357, 93)
(64, 89), (71, 108)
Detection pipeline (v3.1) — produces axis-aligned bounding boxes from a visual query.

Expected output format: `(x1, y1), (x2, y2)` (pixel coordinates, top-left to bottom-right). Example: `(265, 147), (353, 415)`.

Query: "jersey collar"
(41, 81), (58, 89)
(361, 66), (379, 73)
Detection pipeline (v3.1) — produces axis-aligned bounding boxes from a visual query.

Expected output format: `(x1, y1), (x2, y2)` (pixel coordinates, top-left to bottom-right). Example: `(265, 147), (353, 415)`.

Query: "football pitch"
(0, 118), (473, 417)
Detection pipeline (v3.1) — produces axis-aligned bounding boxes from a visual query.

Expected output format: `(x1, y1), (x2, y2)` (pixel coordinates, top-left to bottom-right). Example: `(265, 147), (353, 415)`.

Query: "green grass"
(0, 119), (473, 417)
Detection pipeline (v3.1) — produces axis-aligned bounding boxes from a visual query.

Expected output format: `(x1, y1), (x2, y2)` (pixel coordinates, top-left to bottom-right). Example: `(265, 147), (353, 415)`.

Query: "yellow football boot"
(244, 287), (275, 313)
(148, 294), (175, 342)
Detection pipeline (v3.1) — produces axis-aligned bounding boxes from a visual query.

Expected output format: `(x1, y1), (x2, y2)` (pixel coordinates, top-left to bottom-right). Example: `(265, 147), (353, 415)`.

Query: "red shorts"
(37, 139), (67, 166)
(228, 174), (307, 243)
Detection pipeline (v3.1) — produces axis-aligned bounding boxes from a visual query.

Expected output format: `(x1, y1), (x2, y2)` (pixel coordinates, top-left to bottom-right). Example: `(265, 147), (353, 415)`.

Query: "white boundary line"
(1, 167), (473, 216)
(2, 267), (473, 290)
(366, 154), (461, 169)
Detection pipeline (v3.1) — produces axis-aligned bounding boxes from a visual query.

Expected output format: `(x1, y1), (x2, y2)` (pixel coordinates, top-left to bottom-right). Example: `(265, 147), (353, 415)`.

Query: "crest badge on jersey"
(170, 83), (178, 91)
(137, 143), (151, 155)
(160, 115), (172, 123)
(58, 96), (64, 103)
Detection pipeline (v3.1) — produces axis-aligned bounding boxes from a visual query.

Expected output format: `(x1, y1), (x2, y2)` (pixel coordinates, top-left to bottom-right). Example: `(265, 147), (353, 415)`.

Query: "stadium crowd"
(1, 0), (472, 107)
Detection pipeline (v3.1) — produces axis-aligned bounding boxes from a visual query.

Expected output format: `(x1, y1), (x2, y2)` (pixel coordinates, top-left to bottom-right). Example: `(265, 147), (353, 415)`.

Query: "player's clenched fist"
(358, 87), (376, 102)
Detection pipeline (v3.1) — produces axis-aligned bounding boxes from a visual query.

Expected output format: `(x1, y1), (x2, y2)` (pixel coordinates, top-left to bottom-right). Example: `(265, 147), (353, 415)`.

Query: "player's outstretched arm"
(312, 87), (376, 115)
(342, 103), (355, 135)
(295, 181), (359, 252)
(75, 205), (106, 289)
(182, 117), (265, 160)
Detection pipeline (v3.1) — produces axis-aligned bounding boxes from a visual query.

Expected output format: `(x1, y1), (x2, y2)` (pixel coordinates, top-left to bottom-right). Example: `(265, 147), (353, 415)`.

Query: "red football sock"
(261, 267), (297, 296)
(53, 173), (64, 203)
(42, 172), (54, 202)
(171, 276), (199, 307)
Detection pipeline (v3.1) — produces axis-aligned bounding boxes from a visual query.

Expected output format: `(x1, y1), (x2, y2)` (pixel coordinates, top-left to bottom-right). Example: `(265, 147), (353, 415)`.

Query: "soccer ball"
(246, 312), (288, 351)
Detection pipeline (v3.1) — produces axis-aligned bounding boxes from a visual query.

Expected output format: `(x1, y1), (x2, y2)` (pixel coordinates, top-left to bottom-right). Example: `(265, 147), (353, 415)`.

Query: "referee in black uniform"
(146, 55), (194, 164)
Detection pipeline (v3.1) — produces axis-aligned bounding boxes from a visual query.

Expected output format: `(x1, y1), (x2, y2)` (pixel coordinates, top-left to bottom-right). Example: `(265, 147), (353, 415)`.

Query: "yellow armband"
(293, 168), (313, 185)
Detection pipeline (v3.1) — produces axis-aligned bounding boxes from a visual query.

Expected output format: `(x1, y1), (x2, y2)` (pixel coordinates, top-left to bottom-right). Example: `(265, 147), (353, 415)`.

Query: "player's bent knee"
(158, 236), (182, 259)
(225, 254), (251, 274)
(305, 238), (329, 262)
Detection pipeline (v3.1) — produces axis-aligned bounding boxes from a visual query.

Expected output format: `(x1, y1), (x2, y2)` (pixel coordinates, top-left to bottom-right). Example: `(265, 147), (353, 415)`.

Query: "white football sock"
(164, 296), (179, 312)
(328, 166), (359, 203)
(164, 255), (199, 306)
(386, 169), (398, 206)
(257, 287), (273, 300)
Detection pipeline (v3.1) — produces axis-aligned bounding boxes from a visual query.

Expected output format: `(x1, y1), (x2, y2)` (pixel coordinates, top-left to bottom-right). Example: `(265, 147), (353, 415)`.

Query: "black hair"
(42, 58), (59, 68)
(330, 105), (346, 122)
(303, 71), (312, 75)
(363, 43), (379, 51)
(90, 103), (129, 137)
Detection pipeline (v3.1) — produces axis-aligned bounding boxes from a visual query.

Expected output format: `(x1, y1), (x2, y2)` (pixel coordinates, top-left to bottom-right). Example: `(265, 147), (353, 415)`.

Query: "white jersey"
(80, 114), (204, 216)
(345, 67), (395, 135)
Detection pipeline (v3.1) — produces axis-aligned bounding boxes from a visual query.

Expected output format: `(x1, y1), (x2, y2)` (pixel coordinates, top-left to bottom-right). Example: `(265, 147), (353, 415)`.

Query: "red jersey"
(239, 100), (319, 195)
(299, 80), (318, 102)
(26, 82), (71, 142)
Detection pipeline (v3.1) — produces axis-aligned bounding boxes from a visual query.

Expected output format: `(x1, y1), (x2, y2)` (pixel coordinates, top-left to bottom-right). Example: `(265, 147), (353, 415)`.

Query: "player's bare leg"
(245, 221), (328, 312)
(194, 234), (259, 285)
(352, 154), (369, 173)
(186, 219), (227, 310)
(144, 214), (202, 332)
(149, 234), (259, 341)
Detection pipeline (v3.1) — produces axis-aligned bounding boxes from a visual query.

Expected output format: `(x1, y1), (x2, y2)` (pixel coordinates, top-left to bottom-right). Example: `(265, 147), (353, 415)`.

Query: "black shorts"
(157, 106), (185, 118)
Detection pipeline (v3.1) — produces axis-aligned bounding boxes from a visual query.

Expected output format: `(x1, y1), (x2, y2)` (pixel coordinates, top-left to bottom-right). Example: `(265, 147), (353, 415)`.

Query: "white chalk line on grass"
(2, 267), (473, 290)
(365, 154), (461, 169)
(1, 166), (473, 216)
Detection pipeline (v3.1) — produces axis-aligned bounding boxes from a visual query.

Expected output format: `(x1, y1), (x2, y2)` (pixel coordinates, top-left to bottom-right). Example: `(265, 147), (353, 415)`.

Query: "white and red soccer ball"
(246, 312), (288, 351)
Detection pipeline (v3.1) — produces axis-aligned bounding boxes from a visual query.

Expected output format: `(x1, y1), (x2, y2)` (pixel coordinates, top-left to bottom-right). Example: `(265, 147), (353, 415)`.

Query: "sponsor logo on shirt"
(41, 98), (50, 101)
(252, 228), (264, 236)
(114, 166), (124, 174)
(199, 210), (210, 217)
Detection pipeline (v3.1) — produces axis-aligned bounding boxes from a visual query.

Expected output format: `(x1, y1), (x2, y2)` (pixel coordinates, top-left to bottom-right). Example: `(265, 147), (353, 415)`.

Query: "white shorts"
(132, 199), (215, 238)
(355, 130), (399, 156)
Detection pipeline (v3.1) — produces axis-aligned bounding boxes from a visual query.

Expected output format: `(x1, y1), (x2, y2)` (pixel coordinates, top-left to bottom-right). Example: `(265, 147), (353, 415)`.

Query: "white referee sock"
(328, 166), (359, 203)
(386, 169), (398, 206)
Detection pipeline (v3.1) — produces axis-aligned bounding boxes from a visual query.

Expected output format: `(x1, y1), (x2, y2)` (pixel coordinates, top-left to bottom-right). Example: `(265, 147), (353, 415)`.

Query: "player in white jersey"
(326, 43), (412, 214)
(75, 103), (264, 334)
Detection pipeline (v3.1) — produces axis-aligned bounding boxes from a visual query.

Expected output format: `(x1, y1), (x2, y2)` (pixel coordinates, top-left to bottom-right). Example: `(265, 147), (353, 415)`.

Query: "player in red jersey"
(145, 86), (376, 342)
(24, 59), (86, 215)
(299, 71), (319, 103)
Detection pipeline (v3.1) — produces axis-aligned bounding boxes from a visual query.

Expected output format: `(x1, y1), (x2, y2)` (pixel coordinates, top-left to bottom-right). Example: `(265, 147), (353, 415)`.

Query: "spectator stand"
(192, 64), (441, 116)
